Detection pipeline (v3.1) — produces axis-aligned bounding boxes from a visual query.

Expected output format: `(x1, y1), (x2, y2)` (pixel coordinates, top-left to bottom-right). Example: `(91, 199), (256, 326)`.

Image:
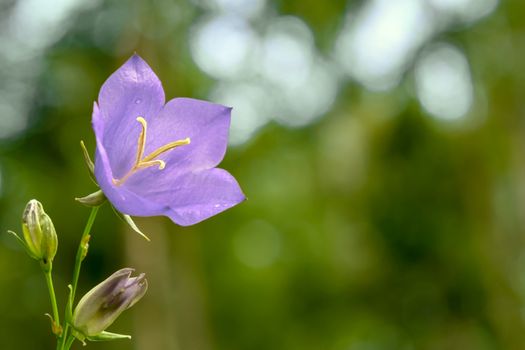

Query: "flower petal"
(131, 168), (245, 226)
(93, 103), (167, 217)
(97, 54), (165, 178)
(117, 98), (233, 193)
(145, 97), (232, 172)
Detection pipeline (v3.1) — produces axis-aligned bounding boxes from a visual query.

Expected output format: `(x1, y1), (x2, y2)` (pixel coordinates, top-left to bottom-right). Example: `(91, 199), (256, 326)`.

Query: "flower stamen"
(112, 117), (190, 186)
(135, 117), (147, 165)
(138, 159), (166, 170)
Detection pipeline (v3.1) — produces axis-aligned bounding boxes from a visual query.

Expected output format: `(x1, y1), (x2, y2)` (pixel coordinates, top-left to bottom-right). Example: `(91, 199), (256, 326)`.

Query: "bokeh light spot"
(211, 82), (272, 145)
(415, 43), (473, 121)
(0, 96), (29, 140)
(190, 15), (257, 80)
(428, 0), (498, 23)
(260, 16), (314, 90)
(335, 0), (434, 91)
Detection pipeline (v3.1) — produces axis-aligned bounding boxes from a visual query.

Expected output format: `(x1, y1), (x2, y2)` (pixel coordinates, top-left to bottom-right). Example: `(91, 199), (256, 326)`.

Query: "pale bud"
(21, 199), (58, 269)
(72, 268), (147, 340)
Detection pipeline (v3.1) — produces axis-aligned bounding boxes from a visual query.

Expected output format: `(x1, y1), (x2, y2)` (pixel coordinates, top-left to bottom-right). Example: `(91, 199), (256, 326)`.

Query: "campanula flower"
(72, 268), (147, 339)
(92, 54), (245, 226)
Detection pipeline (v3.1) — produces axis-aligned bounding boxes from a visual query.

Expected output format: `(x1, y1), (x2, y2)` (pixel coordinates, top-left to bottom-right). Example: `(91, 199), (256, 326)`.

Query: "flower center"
(112, 117), (190, 186)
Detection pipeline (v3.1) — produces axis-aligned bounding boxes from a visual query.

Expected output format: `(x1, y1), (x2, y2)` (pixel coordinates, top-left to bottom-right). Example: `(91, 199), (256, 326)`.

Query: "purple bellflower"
(92, 55), (245, 226)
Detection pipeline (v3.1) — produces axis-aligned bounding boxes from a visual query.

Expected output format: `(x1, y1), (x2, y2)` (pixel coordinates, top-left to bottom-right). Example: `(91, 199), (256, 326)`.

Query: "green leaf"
(80, 140), (94, 174)
(111, 206), (151, 241)
(80, 140), (97, 183)
(44, 313), (62, 336)
(87, 331), (132, 342)
(7, 230), (39, 260)
(66, 284), (74, 322)
(75, 190), (107, 207)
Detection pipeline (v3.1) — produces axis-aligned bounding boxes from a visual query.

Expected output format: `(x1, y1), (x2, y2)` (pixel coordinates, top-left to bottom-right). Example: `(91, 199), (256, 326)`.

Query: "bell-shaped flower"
(71, 268), (147, 339)
(92, 54), (245, 226)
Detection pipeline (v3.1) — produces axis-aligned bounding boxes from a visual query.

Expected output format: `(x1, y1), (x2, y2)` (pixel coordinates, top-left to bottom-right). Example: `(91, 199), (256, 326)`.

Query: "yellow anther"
(135, 117), (147, 164)
(112, 117), (190, 186)
(138, 159), (166, 170)
(142, 138), (191, 163)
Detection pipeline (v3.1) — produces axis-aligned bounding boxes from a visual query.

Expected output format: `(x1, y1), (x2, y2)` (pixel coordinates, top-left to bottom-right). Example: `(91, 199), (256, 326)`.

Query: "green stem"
(43, 264), (60, 332)
(70, 206), (99, 302)
(59, 206), (99, 350)
(64, 334), (75, 350)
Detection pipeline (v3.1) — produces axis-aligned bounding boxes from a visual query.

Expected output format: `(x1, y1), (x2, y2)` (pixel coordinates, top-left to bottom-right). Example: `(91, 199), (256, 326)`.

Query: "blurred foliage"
(1, 0), (525, 349)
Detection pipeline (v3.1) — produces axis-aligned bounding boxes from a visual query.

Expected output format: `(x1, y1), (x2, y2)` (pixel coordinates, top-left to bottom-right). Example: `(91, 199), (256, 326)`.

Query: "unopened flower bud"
(21, 199), (58, 267)
(72, 268), (148, 339)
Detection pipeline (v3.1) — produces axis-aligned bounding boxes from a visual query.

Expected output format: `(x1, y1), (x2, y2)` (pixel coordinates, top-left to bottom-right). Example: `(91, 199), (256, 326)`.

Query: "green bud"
(21, 199), (58, 267)
(72, 268), (147, 339)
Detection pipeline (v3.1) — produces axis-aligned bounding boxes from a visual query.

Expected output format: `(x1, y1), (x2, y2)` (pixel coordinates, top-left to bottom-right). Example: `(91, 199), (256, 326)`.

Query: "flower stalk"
(71, 207), (99, 300)
(59, 206), (99, 350)
(43, 265), (61, 336)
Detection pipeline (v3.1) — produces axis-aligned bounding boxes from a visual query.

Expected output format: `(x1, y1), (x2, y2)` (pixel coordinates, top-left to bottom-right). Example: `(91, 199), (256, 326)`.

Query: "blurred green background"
(1, 0), (525, 349)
